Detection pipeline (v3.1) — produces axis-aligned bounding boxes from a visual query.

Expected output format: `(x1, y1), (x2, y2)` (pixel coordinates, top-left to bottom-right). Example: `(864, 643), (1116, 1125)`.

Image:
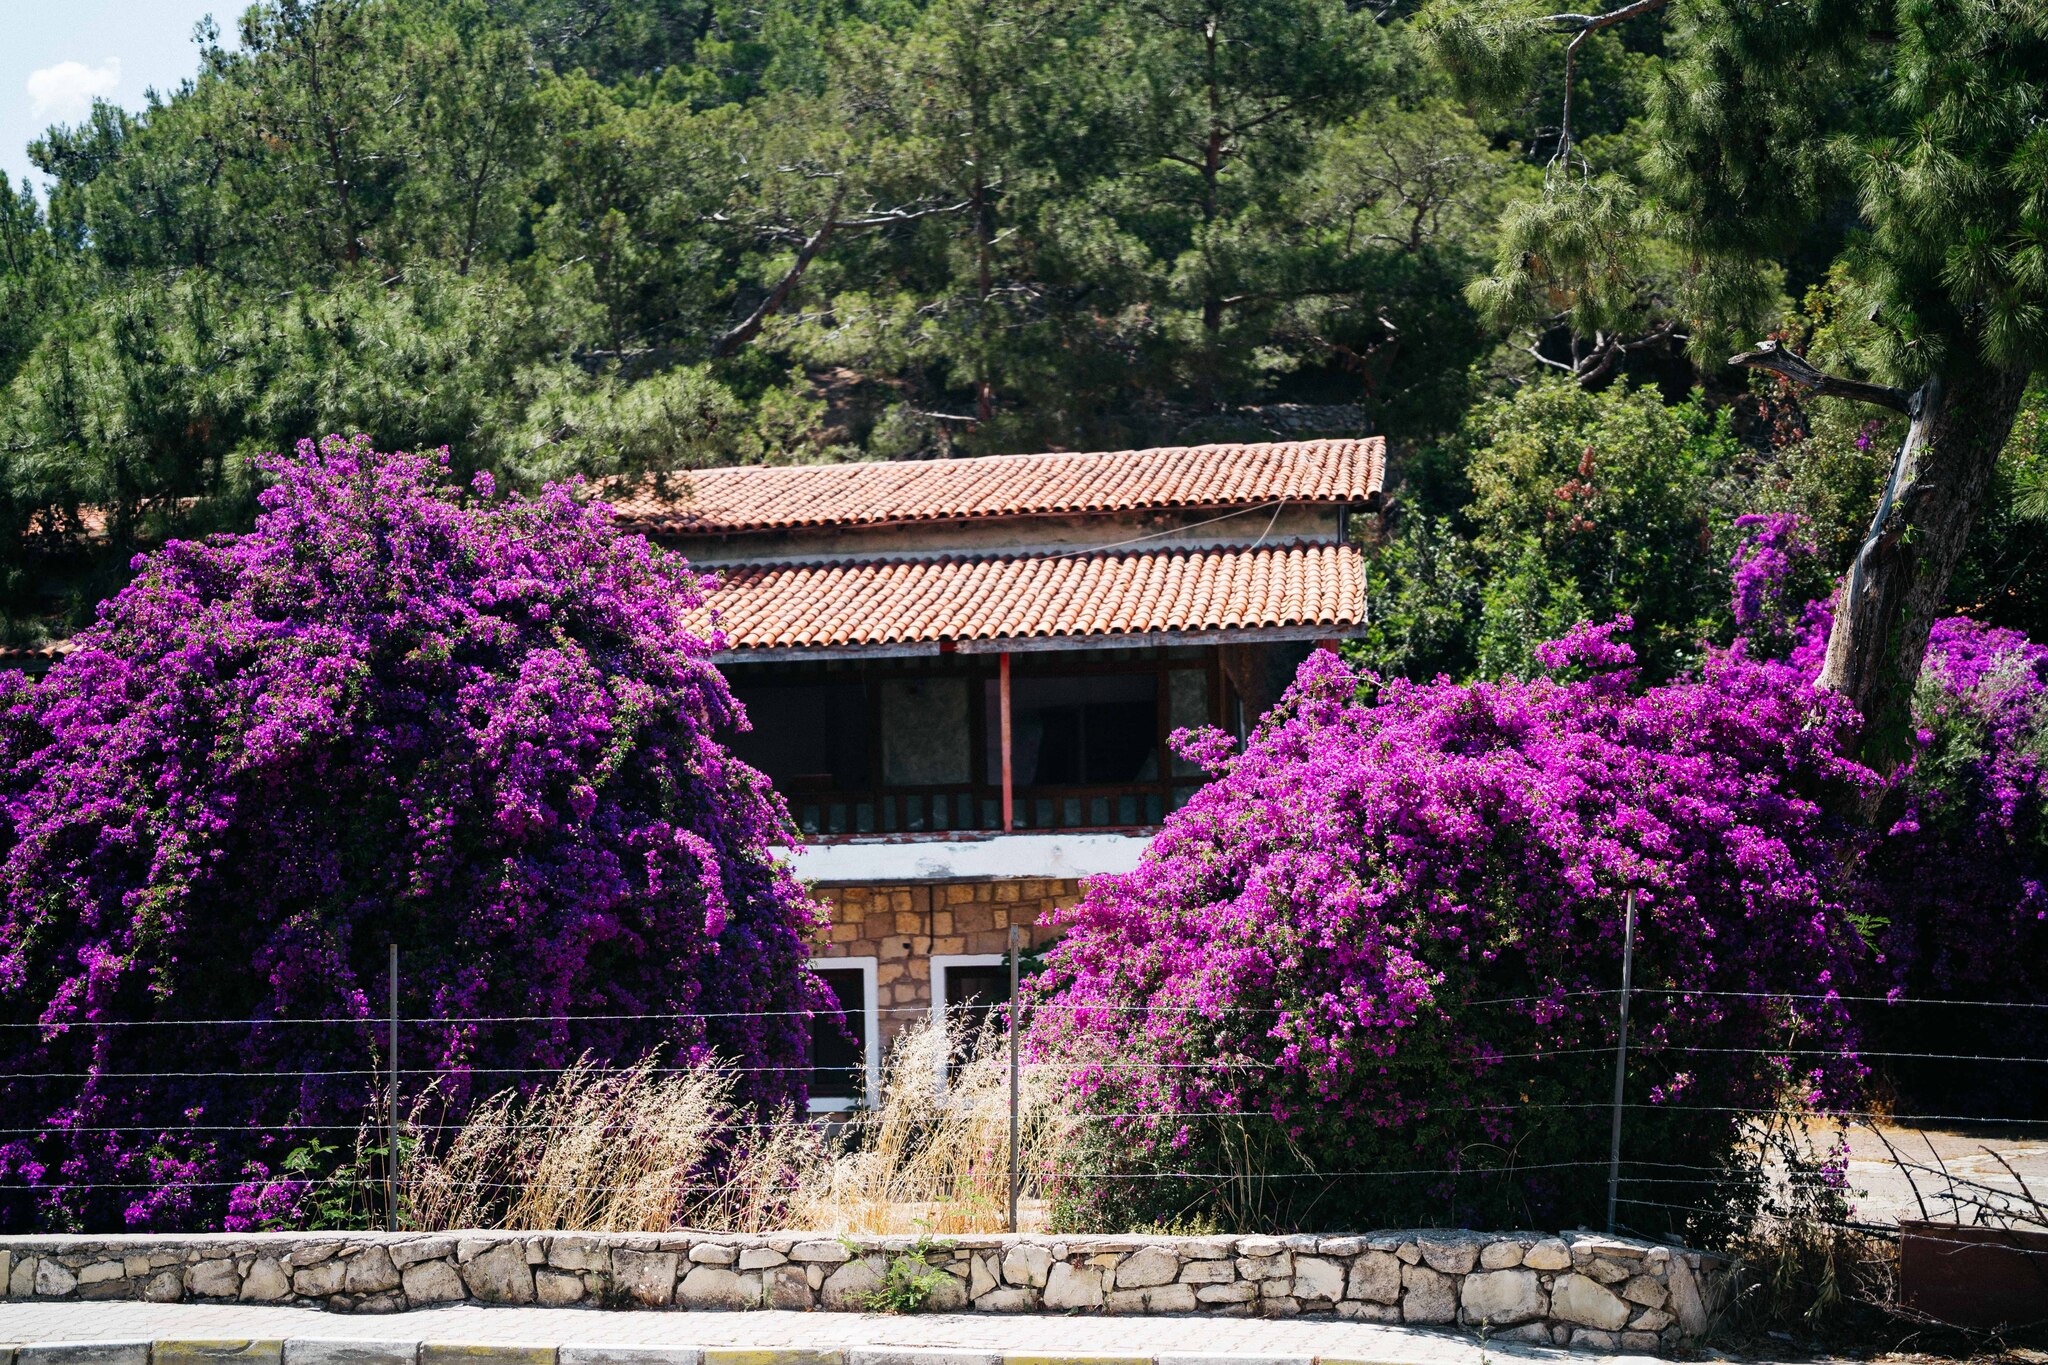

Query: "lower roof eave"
(715, 622), (1360, 662)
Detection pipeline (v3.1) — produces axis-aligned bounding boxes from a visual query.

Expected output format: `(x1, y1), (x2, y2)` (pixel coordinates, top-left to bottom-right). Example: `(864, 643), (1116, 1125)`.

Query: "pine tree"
(1428, 0), (2048, 766)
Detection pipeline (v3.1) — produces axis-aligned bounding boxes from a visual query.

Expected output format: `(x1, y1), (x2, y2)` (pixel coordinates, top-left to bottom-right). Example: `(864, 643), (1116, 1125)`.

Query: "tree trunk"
(1819, 364), (2031, 768)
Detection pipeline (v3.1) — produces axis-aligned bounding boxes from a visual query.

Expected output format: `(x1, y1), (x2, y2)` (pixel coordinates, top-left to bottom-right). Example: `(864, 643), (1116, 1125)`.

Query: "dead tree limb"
(1728, 339), (1912, 414)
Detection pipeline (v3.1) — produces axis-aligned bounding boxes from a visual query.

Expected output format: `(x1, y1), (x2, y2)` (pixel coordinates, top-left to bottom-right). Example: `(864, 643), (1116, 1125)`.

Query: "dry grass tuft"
(398, 1015), (1073, 1234)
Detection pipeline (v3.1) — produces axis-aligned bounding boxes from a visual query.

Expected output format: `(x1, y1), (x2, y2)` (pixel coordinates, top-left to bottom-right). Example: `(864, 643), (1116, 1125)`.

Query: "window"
(725, 677), (869, 795)
(807, 957), (878, 1112)
(930, 953), (1010, 1085)
(986, 673), (1159, 787)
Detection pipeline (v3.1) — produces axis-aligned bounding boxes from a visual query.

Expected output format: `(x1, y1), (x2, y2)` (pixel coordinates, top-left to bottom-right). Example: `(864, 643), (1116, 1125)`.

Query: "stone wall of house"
(0, 1230), (1724, 1350)
(815, 879), (1080, 1047)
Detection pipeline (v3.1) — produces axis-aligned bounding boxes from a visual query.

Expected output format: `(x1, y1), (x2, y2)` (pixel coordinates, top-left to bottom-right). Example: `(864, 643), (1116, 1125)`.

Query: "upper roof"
(610, 438), (1384, 536)
(695, 541), (1365, 652)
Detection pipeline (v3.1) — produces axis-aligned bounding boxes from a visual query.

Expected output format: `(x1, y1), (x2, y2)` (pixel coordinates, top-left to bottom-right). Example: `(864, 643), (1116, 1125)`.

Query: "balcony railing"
(784, 780), (1202, 838)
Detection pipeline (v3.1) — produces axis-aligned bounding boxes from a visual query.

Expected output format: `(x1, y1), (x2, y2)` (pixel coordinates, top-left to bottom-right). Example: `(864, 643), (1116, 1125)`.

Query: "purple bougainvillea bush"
(1026, 623), (1881, 1235)
(0, 436), (826, 1233)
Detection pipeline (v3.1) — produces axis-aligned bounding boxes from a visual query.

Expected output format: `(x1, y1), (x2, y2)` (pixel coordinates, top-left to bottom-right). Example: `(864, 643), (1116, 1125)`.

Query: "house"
(612, 437), (1384, 1107)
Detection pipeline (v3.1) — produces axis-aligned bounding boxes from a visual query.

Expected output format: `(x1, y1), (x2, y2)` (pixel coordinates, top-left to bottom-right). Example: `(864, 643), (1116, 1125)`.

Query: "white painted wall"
(779, 831), (1149, 885)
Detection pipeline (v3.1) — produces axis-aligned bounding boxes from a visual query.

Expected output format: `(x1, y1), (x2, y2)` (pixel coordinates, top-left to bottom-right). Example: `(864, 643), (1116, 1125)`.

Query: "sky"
(1, 0), (240, 191)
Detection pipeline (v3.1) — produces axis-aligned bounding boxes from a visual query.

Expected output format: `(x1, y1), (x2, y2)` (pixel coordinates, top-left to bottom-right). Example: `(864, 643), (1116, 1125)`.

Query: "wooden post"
(999, 652), (1014, 833)
(1008, 924), (1022, 1232)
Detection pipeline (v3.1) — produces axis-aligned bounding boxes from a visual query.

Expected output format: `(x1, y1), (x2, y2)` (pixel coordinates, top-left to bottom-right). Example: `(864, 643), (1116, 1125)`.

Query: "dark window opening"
(941, 962), (1011, 1082)
(810, 966), (869, 1103)
(990, 673), (1160, 787)
(726, 678), (869, 795)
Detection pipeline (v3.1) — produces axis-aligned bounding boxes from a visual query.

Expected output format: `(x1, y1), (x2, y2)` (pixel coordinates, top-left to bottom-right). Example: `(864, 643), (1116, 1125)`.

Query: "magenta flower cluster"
(1026, 512), (2048, 1229)
(0, 437), (826, 1233)
(1026, 619), (1879, 1230)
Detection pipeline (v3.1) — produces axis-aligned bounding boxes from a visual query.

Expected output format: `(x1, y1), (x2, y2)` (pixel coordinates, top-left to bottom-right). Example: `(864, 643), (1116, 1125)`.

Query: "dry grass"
(397, 1015), (1073, 1234)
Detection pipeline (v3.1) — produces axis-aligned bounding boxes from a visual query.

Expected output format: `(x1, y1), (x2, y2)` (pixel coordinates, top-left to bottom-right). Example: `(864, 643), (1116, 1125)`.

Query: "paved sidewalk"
(0, 1303), (1672, 1364)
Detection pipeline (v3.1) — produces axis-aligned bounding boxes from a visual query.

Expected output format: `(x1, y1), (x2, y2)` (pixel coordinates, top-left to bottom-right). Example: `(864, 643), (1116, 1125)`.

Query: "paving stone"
(419, 1349), (555, 1365)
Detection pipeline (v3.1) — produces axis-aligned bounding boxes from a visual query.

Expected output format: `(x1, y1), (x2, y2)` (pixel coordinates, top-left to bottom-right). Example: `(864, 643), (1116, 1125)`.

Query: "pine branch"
(1728, 340), (1912, 414)
(1537, 0), (1673, 36)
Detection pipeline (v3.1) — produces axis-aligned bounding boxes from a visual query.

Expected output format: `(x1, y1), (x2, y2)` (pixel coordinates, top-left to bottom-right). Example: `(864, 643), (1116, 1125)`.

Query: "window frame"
(929, 951), (1011, 1089)
(806, 955), (880, 1114)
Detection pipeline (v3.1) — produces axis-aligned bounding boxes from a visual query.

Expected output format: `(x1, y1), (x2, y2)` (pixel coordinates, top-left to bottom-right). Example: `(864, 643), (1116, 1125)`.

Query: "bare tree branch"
(1728, 339), (1912, 414)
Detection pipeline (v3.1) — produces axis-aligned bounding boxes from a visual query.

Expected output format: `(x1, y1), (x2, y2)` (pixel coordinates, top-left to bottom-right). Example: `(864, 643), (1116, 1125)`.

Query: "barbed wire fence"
(0, 938), (2043, 1255)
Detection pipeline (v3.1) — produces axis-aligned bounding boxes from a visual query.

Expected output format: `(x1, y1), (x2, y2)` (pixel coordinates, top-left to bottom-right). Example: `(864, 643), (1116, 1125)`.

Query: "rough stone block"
(1105, 1288), (1148, 1314)
(1620, 1332), (1663, 1352)
(294, 1259), (347, 1298)
(1001, 1244), (1052, 1288)
(77, 1260), (123, 1284)
(1178, 1259), (1234, 1285)
(344, 1248), (402, 1295)
(613, 1249), (678, 1307)
(460, 1243), (535, 1305)
(401, 1260), (466, 1306)
(537, 1269), (587, 1306)
(1346, 1251), (1400, 1304)
(739, 1247), (788, 1270)
(925, 1271), (969, 1313)
(1334, 1301), (1402, 1323)
(768, 1266), (817, 1310)
(973, 1287), (1035, 1312)
(1113, 1247), (1178, 1289)
(1522, 1239), (1572, 1272)
(241, 1258), (292, 1302)
(1235, 1254), (1289, 1282)
(1417, 1235), (1479, 1276)
(790, 1240), (852, 1264)
(1144, 1283), (1197, 1312)
(820, 1257), (884, 1311)
(1620, 1274), (1667, 1308)
(1289, 1256), (1343, 1303)
(1479, 1241), (1524, 1270)
(1664, 1256), (1709, 1336)
(146, 1269), (185, 1301)
(1568, 1330), (1618, 1353)
(1629, 1307), (1674, 1332)
(690, 1243), (739, 1266)
(679, 1265), (754, 1310)
(1195, 1282), (1256, 1304)
(1235, 1238), (1284, 1258)
(187, 1260), (241, 1298)
(560, 1350), (704, 1365)
(389, 1239), (455, 1269)
(1398, 1264), (1455, 1324)
(1459, 1269), (1545, 1326)
(1043, 1261), (1104, 1310)
(34, 1261), (77, 1297)
(1551, 1273), (1631, 1331)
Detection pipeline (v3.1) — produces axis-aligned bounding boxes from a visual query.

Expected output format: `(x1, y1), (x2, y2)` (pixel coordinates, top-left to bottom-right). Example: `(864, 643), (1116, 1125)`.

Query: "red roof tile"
(611, 439), (1384, 535)
(694, 541), (1364, 651)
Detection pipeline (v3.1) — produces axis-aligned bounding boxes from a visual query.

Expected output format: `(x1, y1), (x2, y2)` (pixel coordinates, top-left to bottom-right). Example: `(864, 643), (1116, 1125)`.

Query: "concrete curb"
(0, 1348), (1431, 1365)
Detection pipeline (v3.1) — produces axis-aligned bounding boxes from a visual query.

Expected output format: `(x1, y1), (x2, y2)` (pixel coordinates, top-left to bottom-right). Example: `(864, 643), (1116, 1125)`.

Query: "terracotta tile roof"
(694, 541), (1364, 651)
(611, 439), (1384, 535)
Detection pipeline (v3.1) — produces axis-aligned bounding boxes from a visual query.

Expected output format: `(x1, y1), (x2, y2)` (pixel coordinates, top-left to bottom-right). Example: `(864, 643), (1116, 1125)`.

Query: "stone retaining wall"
(0, 1230), (1723, 1352)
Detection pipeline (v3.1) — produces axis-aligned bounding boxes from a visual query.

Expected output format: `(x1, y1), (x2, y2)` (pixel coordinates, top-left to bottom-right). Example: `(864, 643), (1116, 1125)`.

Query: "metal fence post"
(1008, 924), (1022, 1233)
(1606, 891), (1635, 1235)
(388, 942), (400, 1234)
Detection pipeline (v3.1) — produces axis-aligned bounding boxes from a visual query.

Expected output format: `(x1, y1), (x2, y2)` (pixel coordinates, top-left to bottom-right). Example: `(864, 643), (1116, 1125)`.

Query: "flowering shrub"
(1027, 624), (1878, 1234)
(0, 437), (826, 1233)
(1864, 617), (2048, 1114)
